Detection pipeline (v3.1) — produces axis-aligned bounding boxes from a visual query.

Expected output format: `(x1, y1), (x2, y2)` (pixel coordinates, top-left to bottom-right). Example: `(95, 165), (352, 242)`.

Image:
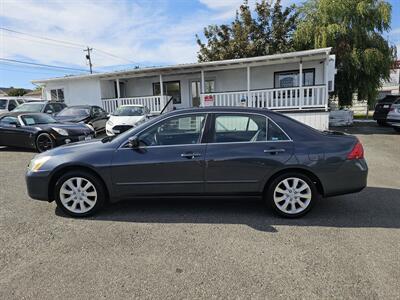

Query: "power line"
(0, 58), (90, 72)
(1, 27), (137, 64)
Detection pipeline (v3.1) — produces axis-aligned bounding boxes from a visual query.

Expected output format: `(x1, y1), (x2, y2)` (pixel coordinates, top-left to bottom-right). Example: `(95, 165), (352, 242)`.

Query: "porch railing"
(201, 85), (327, 110)
(102, 95), (173, 114)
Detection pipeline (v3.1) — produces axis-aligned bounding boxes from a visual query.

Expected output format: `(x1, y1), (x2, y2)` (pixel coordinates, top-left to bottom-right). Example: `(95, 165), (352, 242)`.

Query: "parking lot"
(0, 122), (399, 299)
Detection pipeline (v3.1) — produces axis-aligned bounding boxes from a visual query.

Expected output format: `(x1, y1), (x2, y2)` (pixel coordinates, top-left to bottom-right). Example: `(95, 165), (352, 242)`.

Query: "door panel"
(205, 142), (293, 194)
(111, 145), (206, 197)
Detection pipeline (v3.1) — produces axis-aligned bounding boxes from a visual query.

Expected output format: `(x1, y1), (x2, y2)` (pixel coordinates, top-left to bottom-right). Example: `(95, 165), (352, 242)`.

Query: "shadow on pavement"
(56, 186), (400, 232)
(0, 146), (37, 153)
(331, 122), (398, 135)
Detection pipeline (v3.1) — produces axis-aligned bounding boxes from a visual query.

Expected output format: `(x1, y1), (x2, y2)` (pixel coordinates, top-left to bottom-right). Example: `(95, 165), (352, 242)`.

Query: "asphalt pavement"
(0, 122), (399, 299)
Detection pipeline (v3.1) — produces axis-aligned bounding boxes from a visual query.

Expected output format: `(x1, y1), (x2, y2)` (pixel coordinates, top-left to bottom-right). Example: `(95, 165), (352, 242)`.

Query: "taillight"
(347, 141), (364, 160)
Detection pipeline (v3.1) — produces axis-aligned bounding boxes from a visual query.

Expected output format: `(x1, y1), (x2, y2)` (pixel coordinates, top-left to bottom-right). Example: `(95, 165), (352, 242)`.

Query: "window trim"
(120, 112), (208, 149)
(273, 68), (315, 89)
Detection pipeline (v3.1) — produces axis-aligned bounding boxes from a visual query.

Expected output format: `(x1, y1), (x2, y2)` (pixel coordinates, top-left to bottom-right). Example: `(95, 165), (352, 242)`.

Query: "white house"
(33, 47), (336, 130)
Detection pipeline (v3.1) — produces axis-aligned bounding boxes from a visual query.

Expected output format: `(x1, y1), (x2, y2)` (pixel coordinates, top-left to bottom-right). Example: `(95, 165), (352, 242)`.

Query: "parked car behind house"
(26, 107), (368, 218)
(55, 105), (109, 135)
(386, 98), (400, 132)
(106, 105), (151, 136)
(0, 112), (94, 152)
(373, 95), (400, 125)
(0, 98), (25, 116)
(12, 101), (67, 115)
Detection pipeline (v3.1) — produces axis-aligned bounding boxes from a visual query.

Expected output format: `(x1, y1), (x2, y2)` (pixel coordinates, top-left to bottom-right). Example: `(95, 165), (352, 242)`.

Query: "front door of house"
(190, 80), (215, 107)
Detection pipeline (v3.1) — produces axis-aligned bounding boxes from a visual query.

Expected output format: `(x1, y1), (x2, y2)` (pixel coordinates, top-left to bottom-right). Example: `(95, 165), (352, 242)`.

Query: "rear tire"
(36, 133), (54, 152)
(265, 172), (318, 218)
(377, 120), (386, 126)
(54, 170), (105, 217)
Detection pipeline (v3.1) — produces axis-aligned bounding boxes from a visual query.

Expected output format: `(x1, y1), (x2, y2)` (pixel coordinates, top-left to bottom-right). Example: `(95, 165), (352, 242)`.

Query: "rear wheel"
(266, 172), (318, 218)
(36, 133), (54, 152)
(377, 120), (386, 126)
(54, 171), (105, 217)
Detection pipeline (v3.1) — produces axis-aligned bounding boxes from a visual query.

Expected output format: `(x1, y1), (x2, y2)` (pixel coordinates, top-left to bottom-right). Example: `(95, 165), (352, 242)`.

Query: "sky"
(0, 0), (399, 89)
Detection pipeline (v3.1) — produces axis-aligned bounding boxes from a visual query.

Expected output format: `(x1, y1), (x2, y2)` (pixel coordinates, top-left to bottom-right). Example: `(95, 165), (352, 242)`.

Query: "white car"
(387, 98), (400, 133)
(106, 105), (151, 136)
(0, 98), (25, 116)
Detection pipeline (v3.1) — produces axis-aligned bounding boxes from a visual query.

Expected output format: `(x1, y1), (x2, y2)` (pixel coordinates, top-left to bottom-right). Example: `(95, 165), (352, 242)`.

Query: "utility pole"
(84, 46), (93, 74)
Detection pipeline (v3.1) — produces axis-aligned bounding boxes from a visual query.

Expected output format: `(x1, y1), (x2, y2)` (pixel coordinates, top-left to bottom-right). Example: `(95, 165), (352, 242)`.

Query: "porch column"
(299, 60), (303, 109)
(200, 70), (205, 94)
(116, 78), (121, 98)
(159, 74), (164, 98)
(324, 57), (329, 111)
(247, 66), (251, 106)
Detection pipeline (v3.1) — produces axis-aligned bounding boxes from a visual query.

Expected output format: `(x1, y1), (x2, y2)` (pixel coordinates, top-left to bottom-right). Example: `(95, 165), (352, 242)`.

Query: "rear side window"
(267, 120), (290, 141)
(8, 100), (18, 111)
(213, 114), (267, 143)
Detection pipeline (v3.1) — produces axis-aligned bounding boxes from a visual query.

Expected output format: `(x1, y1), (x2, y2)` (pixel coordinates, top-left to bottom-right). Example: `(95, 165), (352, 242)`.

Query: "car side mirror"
(127, 136), (140, 148)
(46, 110), (53, 114)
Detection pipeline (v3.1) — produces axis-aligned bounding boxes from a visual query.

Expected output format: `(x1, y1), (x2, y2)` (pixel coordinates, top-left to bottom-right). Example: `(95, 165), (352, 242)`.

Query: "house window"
(274, 69), (315, 88)
(153, 81), (181, 104)
(50, 88), (65, 101)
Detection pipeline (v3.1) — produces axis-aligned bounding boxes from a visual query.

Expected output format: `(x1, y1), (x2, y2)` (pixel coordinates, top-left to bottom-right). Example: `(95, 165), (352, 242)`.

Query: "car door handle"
(181, 152), (202, 159)
(264, 148), (286, 154)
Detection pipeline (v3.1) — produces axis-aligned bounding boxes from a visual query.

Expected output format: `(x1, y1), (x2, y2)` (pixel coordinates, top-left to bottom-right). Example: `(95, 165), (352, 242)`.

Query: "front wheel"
(266, 172), (318, 218)
(36, 133), (54, 152)
(54, 171), (105, 217)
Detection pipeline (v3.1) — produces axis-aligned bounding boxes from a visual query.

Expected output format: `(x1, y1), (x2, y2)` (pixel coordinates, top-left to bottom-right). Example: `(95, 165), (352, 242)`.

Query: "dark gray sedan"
(26, 107), (368, 218)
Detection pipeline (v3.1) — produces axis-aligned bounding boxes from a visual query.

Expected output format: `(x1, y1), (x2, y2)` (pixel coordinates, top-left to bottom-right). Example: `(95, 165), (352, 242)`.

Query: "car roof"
(165, 106), (274, 116)
(64, 105), (92, 108)
(1, 112), (49, 118)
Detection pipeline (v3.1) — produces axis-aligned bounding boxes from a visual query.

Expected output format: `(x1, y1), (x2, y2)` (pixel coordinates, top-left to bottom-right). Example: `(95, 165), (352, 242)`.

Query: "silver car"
(387, 98), (400, 133)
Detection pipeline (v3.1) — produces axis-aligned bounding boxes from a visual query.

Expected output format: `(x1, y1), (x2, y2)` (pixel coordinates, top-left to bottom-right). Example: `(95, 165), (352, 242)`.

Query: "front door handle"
(181, 152), (202, 159)
(264, 148), (286, 154)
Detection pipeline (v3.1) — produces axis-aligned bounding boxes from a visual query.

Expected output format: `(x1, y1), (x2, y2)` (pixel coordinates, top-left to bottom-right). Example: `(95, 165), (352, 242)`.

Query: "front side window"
(0, 116), (19, 126)
(138, 114), (205, 146)
(213, 114), (267, 143)
(0, 99), (7, 110)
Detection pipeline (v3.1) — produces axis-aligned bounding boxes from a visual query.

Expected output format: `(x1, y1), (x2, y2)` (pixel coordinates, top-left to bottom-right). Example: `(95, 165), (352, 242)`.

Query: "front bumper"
(53, 134), (94, 146)
(25, 170), (51, 201)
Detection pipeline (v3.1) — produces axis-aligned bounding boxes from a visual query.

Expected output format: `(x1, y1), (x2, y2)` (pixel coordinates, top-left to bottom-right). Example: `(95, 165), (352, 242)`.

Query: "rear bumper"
(25, 170), (51, 201)
(321, 159), (368, 197)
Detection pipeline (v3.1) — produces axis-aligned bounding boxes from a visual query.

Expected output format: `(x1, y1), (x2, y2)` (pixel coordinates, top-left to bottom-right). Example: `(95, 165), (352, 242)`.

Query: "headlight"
(107, 120), (113, 126)
(52, 127), (68, 136)
(28, 156), (51, 172)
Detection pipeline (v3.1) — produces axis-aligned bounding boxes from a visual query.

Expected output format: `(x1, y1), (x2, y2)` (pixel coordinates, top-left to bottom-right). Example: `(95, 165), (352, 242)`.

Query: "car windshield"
(0, 99), (7, 109)
(21, 114), (57, 125)
(58, 107), (90, 117)
(13, 103), (44, 112)
(112, 106), (145, 116)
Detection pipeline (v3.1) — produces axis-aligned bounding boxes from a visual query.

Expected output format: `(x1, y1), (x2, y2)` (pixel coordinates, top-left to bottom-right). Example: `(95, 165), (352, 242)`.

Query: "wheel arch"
(263, 167), (325, 196)
(48, 165), (110, 202)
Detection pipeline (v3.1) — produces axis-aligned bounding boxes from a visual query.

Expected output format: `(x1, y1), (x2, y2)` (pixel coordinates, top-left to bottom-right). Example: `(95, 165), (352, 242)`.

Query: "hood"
(54, 115), (88, 123)
(44, 138), (104, 156)
(109, 115), (145, 126)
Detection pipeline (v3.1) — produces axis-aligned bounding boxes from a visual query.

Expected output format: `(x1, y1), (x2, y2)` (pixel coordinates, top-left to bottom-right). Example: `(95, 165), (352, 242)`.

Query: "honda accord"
(26, 107), (368, 218)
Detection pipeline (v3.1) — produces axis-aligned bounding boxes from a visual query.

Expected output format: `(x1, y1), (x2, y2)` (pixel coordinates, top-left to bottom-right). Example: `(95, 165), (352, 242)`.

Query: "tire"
(377, 120), (386, 126)
(36, 133), (54, 153)
(265, 172), (318, 218)
(54, 170), (105, 217)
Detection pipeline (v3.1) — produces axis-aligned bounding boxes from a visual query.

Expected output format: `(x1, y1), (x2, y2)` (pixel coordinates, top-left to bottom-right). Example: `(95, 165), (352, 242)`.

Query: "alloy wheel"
(273, 177), (312, 214)
(59, 177), (97, 214)
(37, 134), (53, 152)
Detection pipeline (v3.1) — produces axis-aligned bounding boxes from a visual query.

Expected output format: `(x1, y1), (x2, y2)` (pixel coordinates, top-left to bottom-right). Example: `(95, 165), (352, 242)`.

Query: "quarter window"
(213, 114), (267, 143)
(139, 114), (205, 146)
(267, 120), (290, 141)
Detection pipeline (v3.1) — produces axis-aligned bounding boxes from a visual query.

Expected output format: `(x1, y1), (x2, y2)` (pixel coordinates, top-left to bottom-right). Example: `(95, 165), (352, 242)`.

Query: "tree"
(294, 0), (396, 107)
(7, 88), (28, 96)
(196, 0), (297, 62)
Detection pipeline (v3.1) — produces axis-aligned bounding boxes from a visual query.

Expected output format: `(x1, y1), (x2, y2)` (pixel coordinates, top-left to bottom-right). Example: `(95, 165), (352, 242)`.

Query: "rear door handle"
(181, 152), (202, 159)
(264, 148), (286, 154)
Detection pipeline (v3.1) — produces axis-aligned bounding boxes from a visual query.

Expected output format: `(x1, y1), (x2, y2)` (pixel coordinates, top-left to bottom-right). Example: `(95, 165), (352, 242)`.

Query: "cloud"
(0, 0), (225, 71)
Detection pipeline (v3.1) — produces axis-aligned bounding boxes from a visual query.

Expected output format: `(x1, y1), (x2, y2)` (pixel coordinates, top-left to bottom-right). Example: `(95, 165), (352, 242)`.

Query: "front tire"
(36, 133), (54, 152)
(54, 171), (105, 217)
(266, 172), (318, 218)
